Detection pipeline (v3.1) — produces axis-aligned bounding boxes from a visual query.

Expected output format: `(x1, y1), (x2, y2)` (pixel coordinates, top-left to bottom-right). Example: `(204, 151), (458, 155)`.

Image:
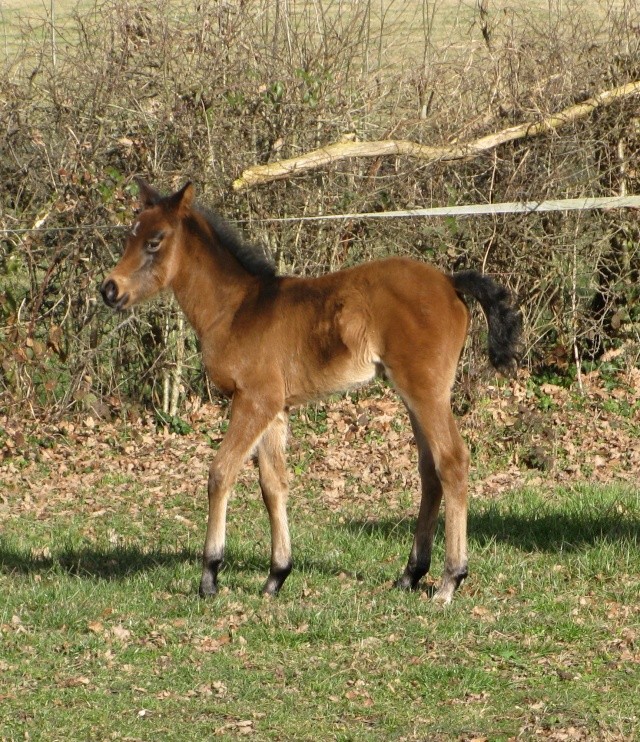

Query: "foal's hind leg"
(400, 396), (470, 604)
(257, 412), (292, 596)
(396, 409), (443, 590)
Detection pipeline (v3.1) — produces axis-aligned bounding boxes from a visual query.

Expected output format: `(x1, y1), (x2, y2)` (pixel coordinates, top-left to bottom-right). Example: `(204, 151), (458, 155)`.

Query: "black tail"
(451, 270), (522, 375)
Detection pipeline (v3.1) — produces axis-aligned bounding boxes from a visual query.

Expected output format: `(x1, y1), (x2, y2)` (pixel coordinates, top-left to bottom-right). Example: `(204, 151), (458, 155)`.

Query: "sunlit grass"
(1, 479), (638, 740)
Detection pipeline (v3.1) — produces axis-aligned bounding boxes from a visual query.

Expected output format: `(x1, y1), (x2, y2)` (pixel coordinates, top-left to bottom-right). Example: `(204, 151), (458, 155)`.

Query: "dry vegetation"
(1, 0), (639, 416)
(1, 7), (639, 739)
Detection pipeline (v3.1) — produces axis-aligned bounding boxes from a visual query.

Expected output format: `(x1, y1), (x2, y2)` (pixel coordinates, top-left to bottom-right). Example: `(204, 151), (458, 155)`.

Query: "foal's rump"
(347, 257), (471, 390)
(325, 257), (519, 398)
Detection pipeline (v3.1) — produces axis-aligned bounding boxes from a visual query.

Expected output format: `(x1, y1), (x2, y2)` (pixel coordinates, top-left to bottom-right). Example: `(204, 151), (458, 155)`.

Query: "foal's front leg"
(199, 392), (281, 597)
(257, 412), (292, 595)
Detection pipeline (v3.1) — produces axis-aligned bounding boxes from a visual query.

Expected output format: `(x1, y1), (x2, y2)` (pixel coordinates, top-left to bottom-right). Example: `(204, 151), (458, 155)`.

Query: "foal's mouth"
(113, 293), (130, 311)
(100, 280), (131, 311)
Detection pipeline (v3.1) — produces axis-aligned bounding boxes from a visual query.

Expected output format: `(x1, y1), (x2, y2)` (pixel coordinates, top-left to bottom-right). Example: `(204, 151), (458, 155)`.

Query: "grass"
(1, 478), (638, 740)
(0, 0), (617, 65)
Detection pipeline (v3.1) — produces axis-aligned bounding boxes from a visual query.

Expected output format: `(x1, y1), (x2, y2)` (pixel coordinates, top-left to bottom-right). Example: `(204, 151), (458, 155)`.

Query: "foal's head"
(101, 179), (193, 310)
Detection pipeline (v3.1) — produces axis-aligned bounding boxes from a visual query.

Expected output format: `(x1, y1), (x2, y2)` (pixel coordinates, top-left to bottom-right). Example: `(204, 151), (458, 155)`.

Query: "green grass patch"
(1, 481), (638, 740)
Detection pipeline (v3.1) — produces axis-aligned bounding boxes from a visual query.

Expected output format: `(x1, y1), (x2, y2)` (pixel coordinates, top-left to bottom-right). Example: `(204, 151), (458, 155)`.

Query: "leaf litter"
(1, 369), (638, 526)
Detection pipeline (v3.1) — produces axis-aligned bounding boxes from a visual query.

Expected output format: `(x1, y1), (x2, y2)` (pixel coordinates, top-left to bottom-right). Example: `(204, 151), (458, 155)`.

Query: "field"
(0, 0), (619, 61)
(2, 0), (640, 739)
(2, 371), (639, 740)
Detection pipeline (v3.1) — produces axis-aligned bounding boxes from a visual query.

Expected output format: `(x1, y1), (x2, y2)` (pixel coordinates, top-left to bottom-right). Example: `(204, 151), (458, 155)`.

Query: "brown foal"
(101, 180), (521, 603)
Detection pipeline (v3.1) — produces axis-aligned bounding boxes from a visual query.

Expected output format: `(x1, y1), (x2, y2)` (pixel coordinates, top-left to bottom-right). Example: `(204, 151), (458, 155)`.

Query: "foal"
(101, 180), (521, 603)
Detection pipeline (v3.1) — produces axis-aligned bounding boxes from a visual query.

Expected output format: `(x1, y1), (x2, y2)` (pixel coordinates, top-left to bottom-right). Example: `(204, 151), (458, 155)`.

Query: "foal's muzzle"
(100, 279), (129, 310)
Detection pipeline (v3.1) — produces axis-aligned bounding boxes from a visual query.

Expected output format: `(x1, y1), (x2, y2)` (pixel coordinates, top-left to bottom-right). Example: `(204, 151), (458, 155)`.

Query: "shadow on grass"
(341, 503), (640, 553)
(0, 541), (341, 584)
(2, 498), (637, 585)
(0, 543), (199, 581)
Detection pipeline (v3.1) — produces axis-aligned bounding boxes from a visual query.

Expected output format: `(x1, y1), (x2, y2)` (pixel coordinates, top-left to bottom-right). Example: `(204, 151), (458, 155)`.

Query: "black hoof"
(199, 555), (223, 597)
(261, 563), (292, 596)
(261, 581), (280, 597)
(198, 579), (218, 598)
(199, 564), (221, 597)
(396, 574), (418, 591)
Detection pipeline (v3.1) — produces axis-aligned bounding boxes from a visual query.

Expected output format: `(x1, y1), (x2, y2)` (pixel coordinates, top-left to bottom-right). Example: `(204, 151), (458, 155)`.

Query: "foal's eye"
(146, 234), (164, 253)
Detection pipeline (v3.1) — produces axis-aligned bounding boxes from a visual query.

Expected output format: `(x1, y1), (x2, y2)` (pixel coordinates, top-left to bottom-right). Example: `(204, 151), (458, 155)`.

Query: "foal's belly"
(285, 356), (380, 406)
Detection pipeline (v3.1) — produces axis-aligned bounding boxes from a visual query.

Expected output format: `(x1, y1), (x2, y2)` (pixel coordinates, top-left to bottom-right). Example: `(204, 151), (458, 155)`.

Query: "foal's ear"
(135, 178), (162, 209)
(168, 181), (195, 216)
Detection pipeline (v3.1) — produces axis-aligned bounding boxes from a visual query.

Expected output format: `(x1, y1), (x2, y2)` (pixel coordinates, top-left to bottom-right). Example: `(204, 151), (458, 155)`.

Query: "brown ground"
(2, 366), (638, 525)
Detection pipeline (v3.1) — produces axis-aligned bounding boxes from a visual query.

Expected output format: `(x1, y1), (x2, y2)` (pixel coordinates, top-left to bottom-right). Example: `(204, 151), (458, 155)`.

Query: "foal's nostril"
(101, 279), (119, 308)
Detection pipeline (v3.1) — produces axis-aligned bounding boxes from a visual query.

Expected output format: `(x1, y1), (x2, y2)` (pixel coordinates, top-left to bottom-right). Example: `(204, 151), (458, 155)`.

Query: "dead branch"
(232, 80), (640, 191)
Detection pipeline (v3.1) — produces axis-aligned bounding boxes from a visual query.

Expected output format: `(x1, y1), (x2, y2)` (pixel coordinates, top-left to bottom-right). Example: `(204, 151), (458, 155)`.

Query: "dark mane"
(195, 205), (277, 279)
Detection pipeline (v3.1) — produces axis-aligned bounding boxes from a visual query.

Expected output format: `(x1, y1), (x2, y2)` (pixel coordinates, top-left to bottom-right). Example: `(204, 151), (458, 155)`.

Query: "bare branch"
(233, 80), (640, 191)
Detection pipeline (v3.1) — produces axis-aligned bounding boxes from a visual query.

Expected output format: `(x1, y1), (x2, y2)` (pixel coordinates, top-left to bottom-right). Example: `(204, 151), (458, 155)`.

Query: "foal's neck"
(170, 226), (256, 341)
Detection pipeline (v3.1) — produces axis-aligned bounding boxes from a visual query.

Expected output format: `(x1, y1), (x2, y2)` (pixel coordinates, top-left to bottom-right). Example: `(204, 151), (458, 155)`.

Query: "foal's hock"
(101, 179), (522, 603)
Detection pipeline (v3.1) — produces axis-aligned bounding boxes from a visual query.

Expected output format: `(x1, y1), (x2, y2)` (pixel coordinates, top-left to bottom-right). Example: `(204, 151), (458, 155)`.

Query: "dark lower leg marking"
(261, 561), (293, 596)
(449, 563), (468, 589)
(199, 555), (223, 597)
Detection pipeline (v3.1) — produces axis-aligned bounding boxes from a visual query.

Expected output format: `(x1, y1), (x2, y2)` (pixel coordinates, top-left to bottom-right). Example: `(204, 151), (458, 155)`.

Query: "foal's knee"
(207, 463), (220, 490)
(208, 461), (232, 495)
(436, 443), (469, 492)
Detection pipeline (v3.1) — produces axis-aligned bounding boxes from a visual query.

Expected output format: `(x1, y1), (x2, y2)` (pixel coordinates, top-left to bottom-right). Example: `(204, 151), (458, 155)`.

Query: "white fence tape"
(266, 195), (640, 223)
(1, 195), (639, 235)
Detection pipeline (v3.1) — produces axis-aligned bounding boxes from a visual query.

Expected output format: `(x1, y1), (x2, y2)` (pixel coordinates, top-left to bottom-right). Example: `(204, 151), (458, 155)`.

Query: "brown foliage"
(1, 0), (639, 415)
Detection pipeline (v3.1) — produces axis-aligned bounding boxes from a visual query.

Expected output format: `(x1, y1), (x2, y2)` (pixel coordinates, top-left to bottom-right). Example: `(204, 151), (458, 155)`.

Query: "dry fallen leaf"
(110, 625), (132, 642)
